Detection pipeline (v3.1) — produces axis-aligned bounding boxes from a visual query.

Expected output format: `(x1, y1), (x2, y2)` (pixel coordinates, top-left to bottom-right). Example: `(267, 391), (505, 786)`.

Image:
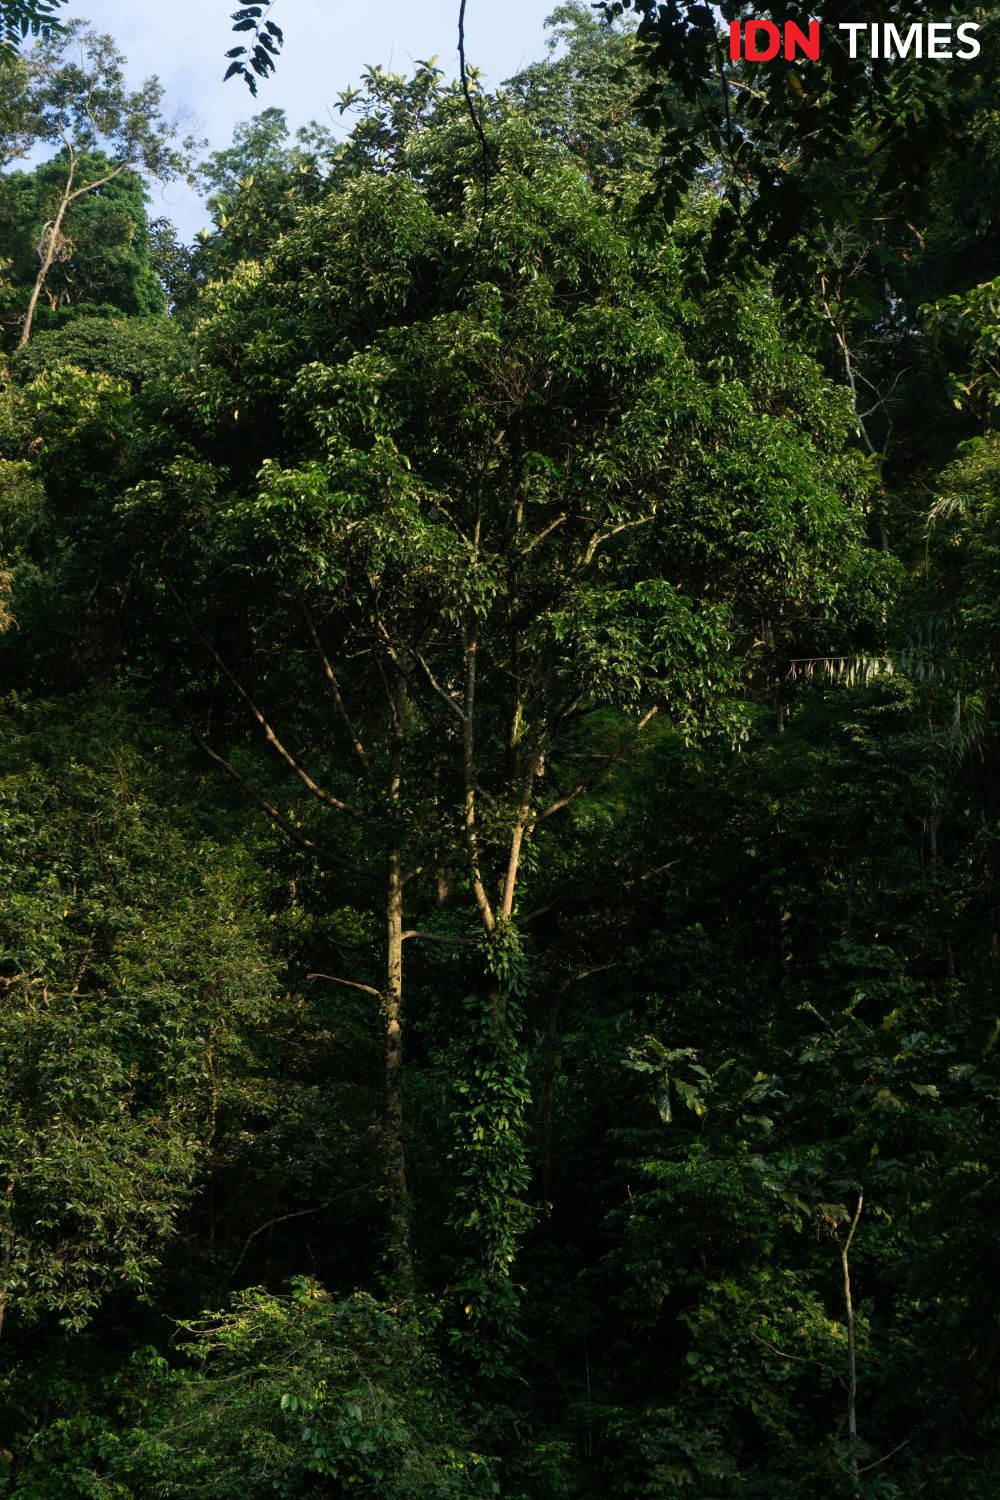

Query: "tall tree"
(109, 76), (884, 1335)
(5, 22), (191, 346)
(0, 151), (165, 336)
(505, 2), (655, 192)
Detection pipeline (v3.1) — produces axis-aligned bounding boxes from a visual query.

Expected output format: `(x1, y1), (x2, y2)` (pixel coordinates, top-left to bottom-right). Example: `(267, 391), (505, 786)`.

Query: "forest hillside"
(0, 3), (999, 1494)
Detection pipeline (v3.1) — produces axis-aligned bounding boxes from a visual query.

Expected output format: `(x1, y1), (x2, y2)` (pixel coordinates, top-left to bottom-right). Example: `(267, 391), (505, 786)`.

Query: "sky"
(68, 0), (559, 241)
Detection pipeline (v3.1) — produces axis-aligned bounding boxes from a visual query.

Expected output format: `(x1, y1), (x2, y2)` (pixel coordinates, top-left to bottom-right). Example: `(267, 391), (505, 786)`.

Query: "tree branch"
(307, 972), (381, 997)
(500, 736), (547, 922)
(578, 515), (655, 570)
(519, 901), (560, 927)
(167, 580), (365, 821)
(556, 961), (623, 993)
(66, 160), (130, 203)
(401, 929), (477, 947)
(458, 0), (490, 225)
(535, 707), (658, 825)
(857, 1432), (917, 1476)
(523, 513), (568, 554)
(463, 622), (495, 934)
(182, 713), (377, 879)
(302, 602), (375, 784)
(374, 618), (420, 713)
(842, 1191), (865, 1473)
(415, 649), (466, 723)
(229, 1184), (370, 1282)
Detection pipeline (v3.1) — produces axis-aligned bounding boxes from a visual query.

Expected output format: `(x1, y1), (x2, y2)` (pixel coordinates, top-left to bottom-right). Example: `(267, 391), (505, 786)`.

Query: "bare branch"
(19, 151), (78, 347)
(401, 930), (477, 947)
(66, 161), (129, 203)
(415, 650), (466, 723)
(500, 737), (547, 922)
(458, 0), (490, 246)
(842, 1191), (865, 1474)
(167, 580), (365, 821)
(229, 1184), (370, 1281)
(820, 292), (878, 459)
(523, 513), (568, 555)
(183, 714), (377, 880)
(427, 495), (473, 547)
(302, 603), (375, 783)
(374, 618), (419, 712)
(857, 1433), (917, 1476)
(307, 972), (381, 997)
(535, 706), (659, 825)
(556, 961), (623, 993)
(520, 901), (560, 927)
(578, 515), (656, 570)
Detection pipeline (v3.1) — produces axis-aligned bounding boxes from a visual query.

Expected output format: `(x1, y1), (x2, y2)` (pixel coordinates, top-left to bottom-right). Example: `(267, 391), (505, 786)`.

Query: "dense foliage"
(1, 4), (999, 1495)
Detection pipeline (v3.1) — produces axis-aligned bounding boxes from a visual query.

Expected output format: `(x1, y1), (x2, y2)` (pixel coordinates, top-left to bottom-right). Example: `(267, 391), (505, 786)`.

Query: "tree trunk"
(20, 175), (74, 349)
(383, 665), (413, 1292)
(384, 843), (414, 1292)
(20, 156), (133, 348)
(842, 1192), (864, 1473)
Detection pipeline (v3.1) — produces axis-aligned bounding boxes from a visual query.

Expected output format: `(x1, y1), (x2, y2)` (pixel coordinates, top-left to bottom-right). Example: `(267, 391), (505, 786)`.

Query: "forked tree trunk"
(19, 190), (72, 349)
(20, 156), (130, 349)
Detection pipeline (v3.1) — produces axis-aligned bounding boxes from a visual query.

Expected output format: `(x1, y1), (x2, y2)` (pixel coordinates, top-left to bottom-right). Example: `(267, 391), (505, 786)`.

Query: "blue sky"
(69, 0), (559, 240)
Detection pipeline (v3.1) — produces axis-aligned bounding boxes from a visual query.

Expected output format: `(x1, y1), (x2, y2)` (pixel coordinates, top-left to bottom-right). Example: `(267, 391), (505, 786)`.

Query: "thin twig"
(535, 707), (658, 825)
(457, 0), (491, 280)
(857, 1432), (916, 1475)
(557, 961), (622, 993)
(415, 650), (466, 723)
(229, 1185), (369, 1282)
